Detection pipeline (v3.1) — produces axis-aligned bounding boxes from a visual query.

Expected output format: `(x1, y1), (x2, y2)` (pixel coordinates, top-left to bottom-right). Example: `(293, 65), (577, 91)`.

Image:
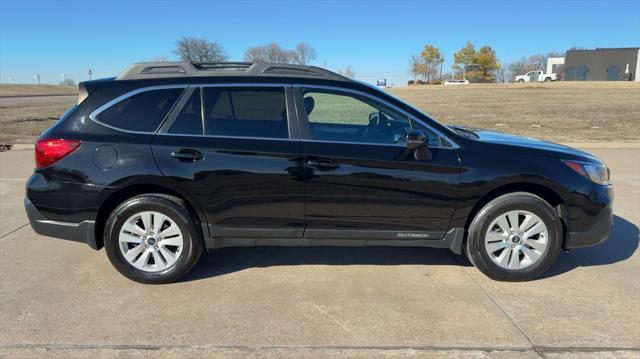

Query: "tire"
(517, 79), (525, 83)
(465, 192), (562, 281)
(104, 194), (203, 284)
(544, 77), (552, 82)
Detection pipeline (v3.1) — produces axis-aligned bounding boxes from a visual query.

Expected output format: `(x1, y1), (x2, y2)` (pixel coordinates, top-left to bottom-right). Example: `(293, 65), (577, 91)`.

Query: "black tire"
(517, 79), (525, 83)
(104, 194), (203, 284)
(544, 77), (552, 82)
(465, 192), (562, 281)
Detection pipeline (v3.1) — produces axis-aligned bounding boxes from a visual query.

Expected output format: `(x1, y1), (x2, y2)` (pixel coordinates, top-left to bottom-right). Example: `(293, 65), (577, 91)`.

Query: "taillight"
(35, 139), (81, 168)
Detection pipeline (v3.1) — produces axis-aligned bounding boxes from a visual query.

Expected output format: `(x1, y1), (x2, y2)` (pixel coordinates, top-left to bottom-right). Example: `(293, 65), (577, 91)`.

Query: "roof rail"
(192, 62), (253, 70)
(115, 61), (349, 81)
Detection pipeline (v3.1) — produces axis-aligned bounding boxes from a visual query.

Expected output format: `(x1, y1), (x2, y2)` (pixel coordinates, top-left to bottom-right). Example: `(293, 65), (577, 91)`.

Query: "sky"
(1, 0), (639, 86)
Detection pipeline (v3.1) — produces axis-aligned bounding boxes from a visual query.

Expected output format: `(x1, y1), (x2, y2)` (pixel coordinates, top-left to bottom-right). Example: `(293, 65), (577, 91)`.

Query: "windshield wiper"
(451, 126), (478, 139)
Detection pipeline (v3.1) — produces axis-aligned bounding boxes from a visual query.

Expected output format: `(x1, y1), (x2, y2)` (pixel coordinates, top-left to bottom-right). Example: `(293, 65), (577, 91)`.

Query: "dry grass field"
(0, 82), (638, 144)
(0, 84), (76, 97)
(389, 81), (640, 143)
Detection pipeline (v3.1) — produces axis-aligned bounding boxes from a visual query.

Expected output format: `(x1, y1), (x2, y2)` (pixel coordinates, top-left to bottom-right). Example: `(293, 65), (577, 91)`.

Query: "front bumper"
(24, 198), (99, 249)
(565, 201), (613, 249)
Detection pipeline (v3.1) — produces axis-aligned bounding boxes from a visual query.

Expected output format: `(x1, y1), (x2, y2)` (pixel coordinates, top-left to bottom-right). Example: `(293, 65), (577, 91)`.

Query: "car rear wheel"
(104, 194), (203, 284)
(517, 79), (525, 83)
(544, 77), (552, 82)
(465, 192), (562, 281)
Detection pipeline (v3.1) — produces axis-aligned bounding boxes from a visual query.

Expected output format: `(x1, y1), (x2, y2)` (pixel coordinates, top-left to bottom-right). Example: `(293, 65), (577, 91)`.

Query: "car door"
(152, 84), (305, 242)
(294, 85), (461, 240)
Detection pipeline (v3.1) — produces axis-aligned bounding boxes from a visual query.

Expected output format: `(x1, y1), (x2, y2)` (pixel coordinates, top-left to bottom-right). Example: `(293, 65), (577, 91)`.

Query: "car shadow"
(182, 215), (638, 282)
(184, 245), (460, 282)
(542, 215), (639, 278)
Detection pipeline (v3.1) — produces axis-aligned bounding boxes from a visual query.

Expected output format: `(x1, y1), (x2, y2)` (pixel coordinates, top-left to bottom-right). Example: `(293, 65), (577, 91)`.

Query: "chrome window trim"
(156, 132), (299, 142)
(295, 84), (460, 149)
(194, 83), (288, 88)
(300, 138), (405, 148)
(87, 82), (460, 149)
(88, 84), (188, 135)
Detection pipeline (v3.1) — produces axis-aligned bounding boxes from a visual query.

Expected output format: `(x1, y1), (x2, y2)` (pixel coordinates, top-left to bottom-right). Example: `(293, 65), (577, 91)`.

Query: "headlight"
(563, 160), (610, 185)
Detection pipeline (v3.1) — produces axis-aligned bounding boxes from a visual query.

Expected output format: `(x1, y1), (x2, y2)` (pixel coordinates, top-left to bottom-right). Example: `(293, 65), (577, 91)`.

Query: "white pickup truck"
(515, 70), (557, 83)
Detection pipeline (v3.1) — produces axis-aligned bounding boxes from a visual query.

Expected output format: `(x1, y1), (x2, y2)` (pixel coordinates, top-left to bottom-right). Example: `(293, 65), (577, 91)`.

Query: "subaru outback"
(25, 62), (613, 283)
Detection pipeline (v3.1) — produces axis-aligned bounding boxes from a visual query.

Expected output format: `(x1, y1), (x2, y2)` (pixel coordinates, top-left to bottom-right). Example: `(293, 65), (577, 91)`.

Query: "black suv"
(25, 62), (613, 283)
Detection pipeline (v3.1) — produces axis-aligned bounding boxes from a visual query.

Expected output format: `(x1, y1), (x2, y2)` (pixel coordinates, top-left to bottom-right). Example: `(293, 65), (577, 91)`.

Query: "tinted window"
(169, 89), (202, 135)
(302, 90), (412, 145)
(607, 66), (618, 81)
(565, 66), (575, 81)
(576, 66), (589, 81)
(96, 88), (182, 132)
(203, 87), (288, 138)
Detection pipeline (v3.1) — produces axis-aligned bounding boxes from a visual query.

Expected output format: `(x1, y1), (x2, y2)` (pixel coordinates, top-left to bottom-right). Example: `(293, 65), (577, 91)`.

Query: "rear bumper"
(24, 198), (99, 249)
(565, 205), (613, 249)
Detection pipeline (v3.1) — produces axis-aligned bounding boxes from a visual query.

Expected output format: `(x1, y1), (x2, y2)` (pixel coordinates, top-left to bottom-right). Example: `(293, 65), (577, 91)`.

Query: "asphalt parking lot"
(1, 144), (638, 358)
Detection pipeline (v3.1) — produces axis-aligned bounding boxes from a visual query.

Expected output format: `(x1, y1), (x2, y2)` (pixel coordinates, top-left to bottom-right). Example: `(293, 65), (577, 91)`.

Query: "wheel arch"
(94, 184), (208, 249)
(463, 182), (569, 245)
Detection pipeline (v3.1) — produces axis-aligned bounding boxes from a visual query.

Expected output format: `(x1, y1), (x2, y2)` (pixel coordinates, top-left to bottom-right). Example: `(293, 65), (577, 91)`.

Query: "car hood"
(456, 127), (601, 162)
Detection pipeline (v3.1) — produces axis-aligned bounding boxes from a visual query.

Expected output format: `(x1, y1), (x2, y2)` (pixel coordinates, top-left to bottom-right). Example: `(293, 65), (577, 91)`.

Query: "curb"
(2, 144), (33, 151)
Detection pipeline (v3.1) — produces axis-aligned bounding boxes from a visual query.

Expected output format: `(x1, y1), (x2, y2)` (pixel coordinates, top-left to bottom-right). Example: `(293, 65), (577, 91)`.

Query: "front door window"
(302, 90), (412, 145)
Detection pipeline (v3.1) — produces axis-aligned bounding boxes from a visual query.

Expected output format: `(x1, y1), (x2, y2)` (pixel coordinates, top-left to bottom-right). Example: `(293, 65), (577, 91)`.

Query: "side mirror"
(405, 129), (432, 160)
(406, 129), (427, 150)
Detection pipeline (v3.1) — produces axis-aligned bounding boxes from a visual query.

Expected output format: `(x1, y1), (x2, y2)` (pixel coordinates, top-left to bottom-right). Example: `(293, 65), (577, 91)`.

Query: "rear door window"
(95, 88), (183, 132)
(203, 87), (288, 138)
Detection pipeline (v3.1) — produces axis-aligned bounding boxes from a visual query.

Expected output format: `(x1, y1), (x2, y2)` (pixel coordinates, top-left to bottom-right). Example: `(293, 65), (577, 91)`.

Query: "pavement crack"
(0, 223), (29, 239)
(450, 253), (545, 358)
(312, 304), (350, 332)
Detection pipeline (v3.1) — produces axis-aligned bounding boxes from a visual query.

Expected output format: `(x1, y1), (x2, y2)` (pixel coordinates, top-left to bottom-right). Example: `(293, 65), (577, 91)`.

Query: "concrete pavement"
(0, 145), (638, 358)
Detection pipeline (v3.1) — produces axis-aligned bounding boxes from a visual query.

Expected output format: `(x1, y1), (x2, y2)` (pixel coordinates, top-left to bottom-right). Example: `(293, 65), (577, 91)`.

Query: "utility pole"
(88, 69), (93, 80)
(439, 56), (444, 82)
(61, 74), (66, 85)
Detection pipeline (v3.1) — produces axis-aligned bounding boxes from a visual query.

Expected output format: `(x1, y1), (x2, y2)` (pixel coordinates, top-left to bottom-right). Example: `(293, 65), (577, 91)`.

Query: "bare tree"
(244, 42), (294, 64)
(59, 78), (76, 87)
(495, 67), (510, 83)
(291, 43), (318, 65)
(338, 65), (355, 79)
(173, 36), (228, 63)
(244, 46), (266, 63)
(409, 54), (425, 81)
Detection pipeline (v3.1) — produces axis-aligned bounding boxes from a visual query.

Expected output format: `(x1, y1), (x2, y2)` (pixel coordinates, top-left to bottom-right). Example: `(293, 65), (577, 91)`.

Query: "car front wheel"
(465, 192), (563, 281)
(104, 194), (203, 284)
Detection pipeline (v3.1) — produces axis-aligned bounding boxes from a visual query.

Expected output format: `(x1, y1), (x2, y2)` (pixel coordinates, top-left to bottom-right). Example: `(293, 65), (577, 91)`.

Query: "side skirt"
(205, 227), (465, 254)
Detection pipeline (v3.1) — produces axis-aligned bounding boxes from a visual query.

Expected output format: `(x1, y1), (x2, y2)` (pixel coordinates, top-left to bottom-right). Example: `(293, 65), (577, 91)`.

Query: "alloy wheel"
(484, 210), (548, 270)
(118, 211), (184, 272)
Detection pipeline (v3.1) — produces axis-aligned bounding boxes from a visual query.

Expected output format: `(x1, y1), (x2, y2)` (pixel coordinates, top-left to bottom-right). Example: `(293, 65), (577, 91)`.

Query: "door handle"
(170, 149), (204, 161)
(306, 159), (339, 171)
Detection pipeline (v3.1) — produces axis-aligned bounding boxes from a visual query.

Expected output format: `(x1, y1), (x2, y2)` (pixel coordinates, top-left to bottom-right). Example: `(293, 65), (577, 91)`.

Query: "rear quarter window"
(94, 88), (183, 132)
